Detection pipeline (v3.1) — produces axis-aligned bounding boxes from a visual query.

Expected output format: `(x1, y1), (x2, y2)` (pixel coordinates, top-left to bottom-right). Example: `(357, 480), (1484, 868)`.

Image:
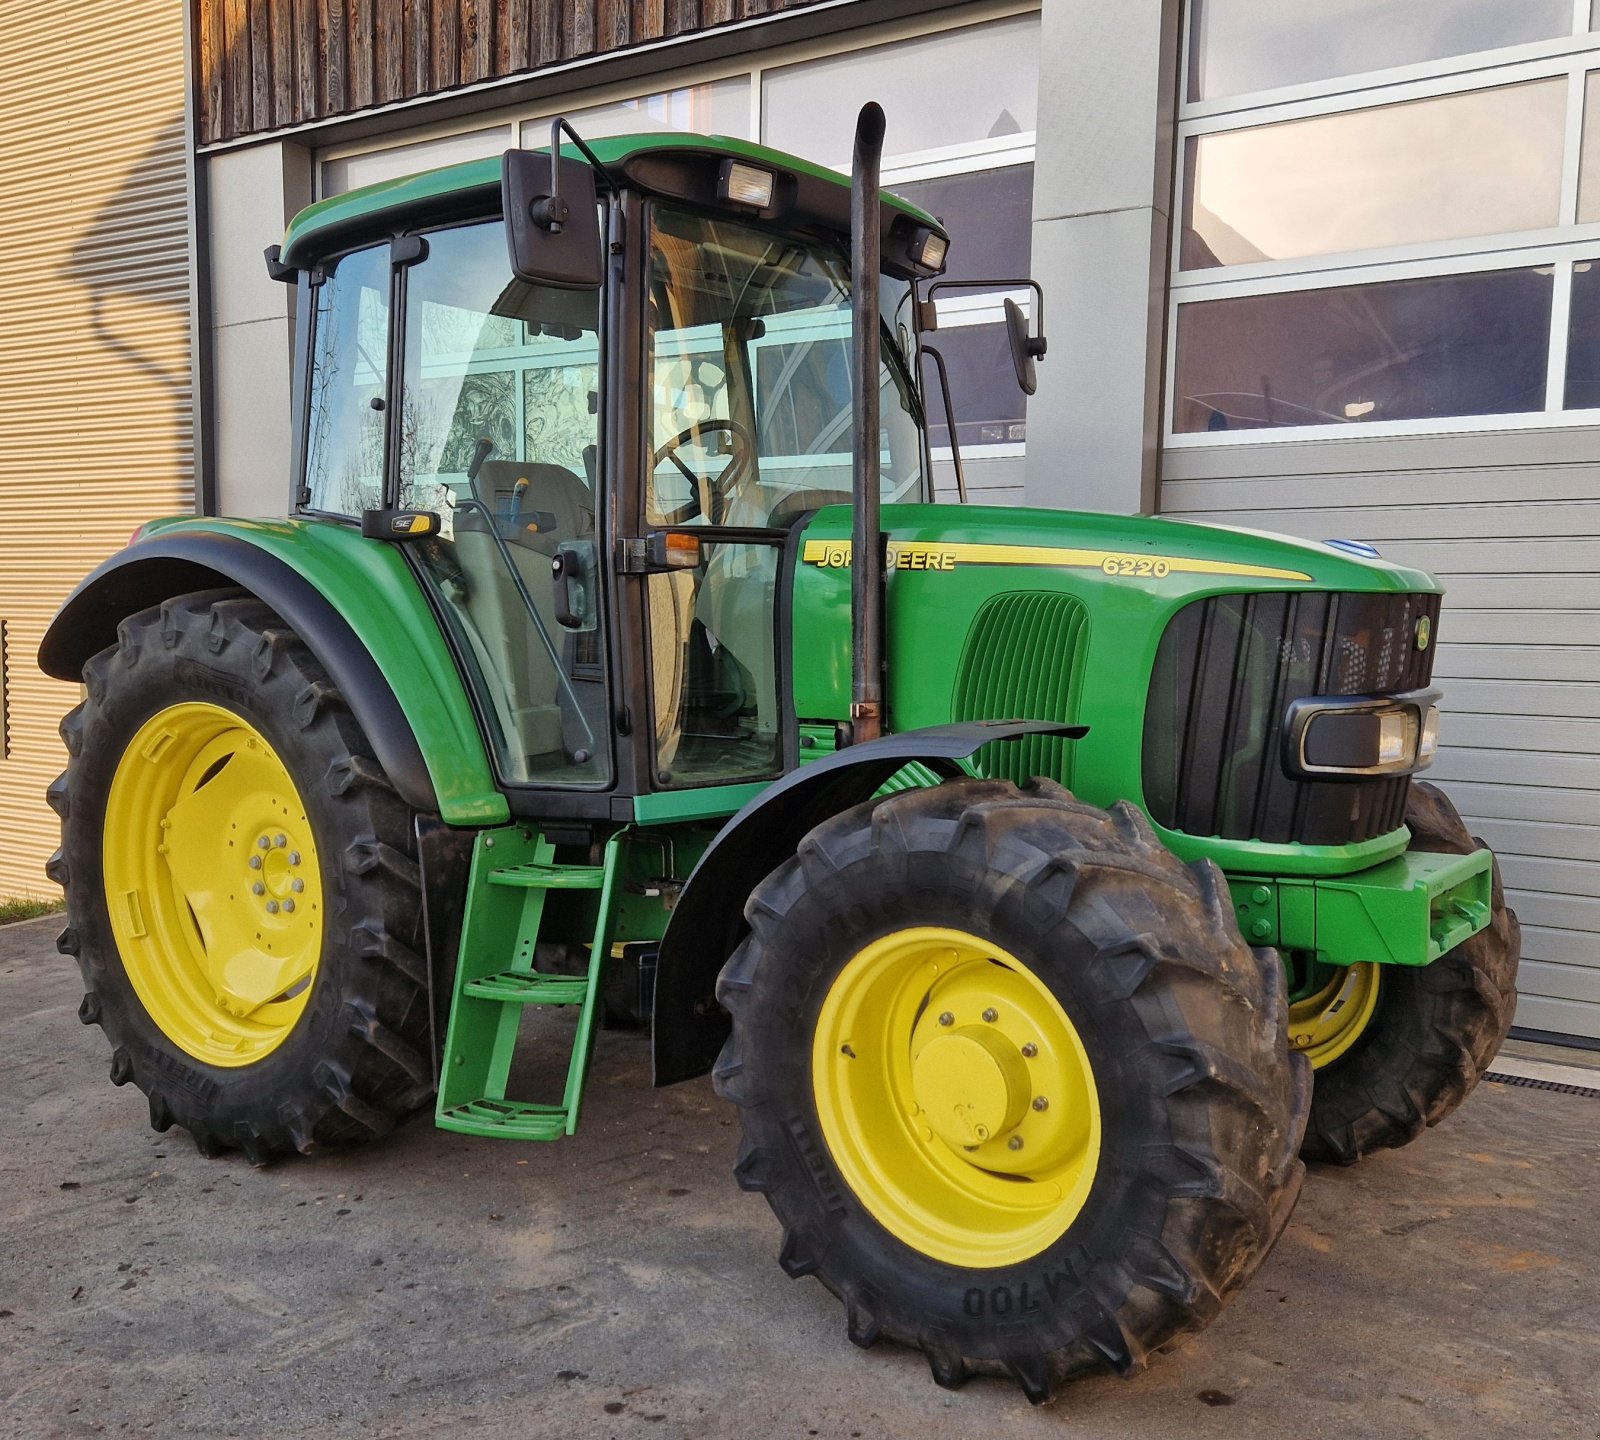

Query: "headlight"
(909, 227), (949, 274)
(1284, 690), (1440, 780)
(717, 160), (775, 210)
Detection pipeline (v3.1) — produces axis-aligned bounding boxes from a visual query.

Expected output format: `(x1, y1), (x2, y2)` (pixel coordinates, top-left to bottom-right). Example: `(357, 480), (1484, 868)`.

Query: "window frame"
(294, 238), (399, 521)
(1167, 0), (1600, 448)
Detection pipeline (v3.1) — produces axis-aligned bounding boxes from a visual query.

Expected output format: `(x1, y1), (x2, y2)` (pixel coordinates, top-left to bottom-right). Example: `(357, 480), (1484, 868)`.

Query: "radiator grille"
(1142, 591), (1441, 845)
(953, 591), (1088, 788)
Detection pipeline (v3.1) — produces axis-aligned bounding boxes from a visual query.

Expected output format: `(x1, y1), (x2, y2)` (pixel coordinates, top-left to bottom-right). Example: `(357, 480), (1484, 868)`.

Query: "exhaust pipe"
(849, 102), (887, 745)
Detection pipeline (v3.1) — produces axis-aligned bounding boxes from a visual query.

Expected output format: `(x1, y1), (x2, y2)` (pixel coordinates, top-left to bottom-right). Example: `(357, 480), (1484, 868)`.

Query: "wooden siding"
(1162, 428), (1600, 1039)
(198, 0), (825, 144)
(0, 0), (193, 896)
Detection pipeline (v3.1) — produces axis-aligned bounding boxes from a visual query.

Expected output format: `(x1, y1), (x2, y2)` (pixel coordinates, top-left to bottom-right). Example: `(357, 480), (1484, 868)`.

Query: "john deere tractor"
(40, 108), (1516, 1402)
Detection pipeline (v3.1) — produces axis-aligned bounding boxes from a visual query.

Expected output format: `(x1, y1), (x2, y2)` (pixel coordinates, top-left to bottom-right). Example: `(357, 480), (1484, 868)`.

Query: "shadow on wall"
(62, 114), (193, 420)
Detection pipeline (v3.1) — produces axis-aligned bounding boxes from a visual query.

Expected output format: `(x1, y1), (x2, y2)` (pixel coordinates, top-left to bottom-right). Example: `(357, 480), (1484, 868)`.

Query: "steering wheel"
(652, 419), (755, 526)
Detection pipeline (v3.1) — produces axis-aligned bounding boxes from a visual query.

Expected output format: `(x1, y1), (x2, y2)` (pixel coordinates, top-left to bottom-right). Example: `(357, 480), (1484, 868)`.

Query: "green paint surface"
(141, 516), (507, 826)
(1225, 847), (1493, 967)
(788, 502), (1438, 880)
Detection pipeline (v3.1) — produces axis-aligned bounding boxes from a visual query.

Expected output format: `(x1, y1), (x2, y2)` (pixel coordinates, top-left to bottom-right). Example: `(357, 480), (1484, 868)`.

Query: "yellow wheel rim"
(103, 701), (324, 1067)
(1289, 962), (1381, 1068)
(811, 926), (1102, 1269)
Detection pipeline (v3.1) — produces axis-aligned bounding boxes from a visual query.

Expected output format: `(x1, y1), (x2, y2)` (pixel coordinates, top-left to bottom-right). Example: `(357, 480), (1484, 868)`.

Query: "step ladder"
(435, 830), (623, 1140)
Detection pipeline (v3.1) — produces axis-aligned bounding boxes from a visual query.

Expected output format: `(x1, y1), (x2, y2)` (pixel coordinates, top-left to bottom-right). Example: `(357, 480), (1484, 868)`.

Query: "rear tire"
(715, 778), (1309, 1403)
(49, 591), (434, 1162)
(1299, 780), (1520, 1164)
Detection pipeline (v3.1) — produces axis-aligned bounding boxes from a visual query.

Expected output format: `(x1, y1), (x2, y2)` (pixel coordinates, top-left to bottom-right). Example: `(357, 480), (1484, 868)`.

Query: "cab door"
(394, 218), (612, 789)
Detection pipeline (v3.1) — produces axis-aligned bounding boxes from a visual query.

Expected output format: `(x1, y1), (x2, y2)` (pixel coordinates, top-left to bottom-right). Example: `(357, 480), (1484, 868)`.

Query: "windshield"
(645, 205), (927, 528)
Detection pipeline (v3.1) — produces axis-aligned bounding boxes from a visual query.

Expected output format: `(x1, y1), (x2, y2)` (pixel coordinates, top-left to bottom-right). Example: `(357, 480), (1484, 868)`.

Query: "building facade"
(0, 0), (193, 896)
(8, 0), (1593, 1041)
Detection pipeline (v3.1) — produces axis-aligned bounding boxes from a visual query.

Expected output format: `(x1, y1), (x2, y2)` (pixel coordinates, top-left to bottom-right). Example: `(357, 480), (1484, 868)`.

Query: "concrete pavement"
(3, 912), (1597, 1439)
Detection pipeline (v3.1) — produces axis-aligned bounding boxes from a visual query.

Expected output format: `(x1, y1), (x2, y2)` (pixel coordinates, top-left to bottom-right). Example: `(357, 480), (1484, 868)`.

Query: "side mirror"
(503, 148), (603, 291)
(1004, 296), (1048, 397)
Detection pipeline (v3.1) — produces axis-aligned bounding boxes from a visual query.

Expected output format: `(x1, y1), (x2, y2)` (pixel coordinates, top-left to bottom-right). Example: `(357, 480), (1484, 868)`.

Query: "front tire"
(49, 591), (434, 1162)
(1298, 780), (1520, 1164)
(714, 779), (1309, 1403)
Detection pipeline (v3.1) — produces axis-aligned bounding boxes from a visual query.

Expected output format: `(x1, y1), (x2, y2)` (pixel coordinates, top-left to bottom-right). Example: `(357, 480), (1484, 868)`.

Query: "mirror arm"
(922, 276), (1047, 355)
(918, 343), (968, 504)
(536, 117), (618, 234)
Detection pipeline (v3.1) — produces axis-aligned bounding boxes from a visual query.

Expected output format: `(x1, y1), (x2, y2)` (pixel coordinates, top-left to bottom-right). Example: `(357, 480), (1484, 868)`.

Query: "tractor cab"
(279, 134), (949, 812)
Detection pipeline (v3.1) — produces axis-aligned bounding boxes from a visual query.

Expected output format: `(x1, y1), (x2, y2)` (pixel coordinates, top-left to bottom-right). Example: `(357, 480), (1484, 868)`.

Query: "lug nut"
(257, 836), (271, 851)
(1033, 1096), (1049, 1112)
(1007, 1136), (1024, 1151)
(289, 851), (301, 866)
(283, 899), (295, 914)
(266, 900), (279, 914)
(982, 1008), (998, 1024)
(1021, 1043), (1038, 1058)
(274, 834), (287, 848)
(937, 1012), (955, 1027)
(251, 882), (265, 896)
(291, 878), (305, 893)
(248, 855), (262, 870)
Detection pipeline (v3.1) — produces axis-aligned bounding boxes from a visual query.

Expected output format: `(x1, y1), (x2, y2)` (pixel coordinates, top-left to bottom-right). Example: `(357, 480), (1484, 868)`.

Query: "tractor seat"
(472, 460), (595, 556)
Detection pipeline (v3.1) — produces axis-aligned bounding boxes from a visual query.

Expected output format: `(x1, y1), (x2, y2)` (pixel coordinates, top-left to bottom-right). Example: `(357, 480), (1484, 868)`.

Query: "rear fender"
(651, 720), (1083, 1085)
(38, 520), (508, 825)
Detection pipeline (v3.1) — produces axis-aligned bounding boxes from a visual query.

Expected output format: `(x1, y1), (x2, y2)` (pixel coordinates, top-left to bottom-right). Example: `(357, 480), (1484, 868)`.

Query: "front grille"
(954, 590), (1089, 788)
(1142, 590), (1441, 845)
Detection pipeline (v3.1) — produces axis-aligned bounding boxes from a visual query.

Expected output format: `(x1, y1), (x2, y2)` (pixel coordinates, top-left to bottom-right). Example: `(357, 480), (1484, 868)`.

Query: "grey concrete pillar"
(1025, 0), (1182, 515)
(204, 142), (313, 517)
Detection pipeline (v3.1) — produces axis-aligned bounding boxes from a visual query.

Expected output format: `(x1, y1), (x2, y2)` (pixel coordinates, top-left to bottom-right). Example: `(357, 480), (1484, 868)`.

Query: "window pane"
(1579, 72), (1600, 223)
(645, 206), (925, 532)
(1189, 0), (1573, 102)
(1565, 259), (1600, 407)
(922, 322), (1027, 450)
(893, 165), (1034, 285)
(520, 76), (750, 147)
(1173, 268), (1553, 433)
(321, 127), (512, 196)
(1184, 81), (1565, 268)
(304, 244), (389, 515)
(763, 14), (1038, 166)
(400, 221), (610, 788)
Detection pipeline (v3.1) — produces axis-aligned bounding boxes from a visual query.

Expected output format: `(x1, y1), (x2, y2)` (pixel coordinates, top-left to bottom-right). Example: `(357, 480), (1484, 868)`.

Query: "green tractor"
(40, 107), (1516, 1402)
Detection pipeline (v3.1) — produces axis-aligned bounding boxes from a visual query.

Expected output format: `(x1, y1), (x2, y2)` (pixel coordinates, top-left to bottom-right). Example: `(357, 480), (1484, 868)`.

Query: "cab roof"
(280, 131), (944, 270)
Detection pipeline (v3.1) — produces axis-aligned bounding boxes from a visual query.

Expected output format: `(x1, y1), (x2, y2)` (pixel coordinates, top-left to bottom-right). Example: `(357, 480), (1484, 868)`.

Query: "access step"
(437, 1097), (570, 1140)
(462, 971), (589, 1005)
(486, 862), (606, 890)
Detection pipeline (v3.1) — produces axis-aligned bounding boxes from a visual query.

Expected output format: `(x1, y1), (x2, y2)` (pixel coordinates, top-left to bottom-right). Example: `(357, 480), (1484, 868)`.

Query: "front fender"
(651, 720), (1083, 1085)
(39, 518), (508, 826)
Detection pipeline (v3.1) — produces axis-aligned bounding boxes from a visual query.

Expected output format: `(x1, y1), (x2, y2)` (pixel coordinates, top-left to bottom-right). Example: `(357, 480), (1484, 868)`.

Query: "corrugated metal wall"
(0, 1), (193, 897)
(196, 0), (825, 144)
(1162, 428), (1600, 1039)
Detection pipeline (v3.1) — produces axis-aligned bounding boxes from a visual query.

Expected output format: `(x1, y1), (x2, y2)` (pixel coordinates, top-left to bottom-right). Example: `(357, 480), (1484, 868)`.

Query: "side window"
(304, 244), (390, 515)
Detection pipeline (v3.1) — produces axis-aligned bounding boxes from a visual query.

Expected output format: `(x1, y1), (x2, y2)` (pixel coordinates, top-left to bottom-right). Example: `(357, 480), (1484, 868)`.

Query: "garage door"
(1162, 427), (1600, 1041)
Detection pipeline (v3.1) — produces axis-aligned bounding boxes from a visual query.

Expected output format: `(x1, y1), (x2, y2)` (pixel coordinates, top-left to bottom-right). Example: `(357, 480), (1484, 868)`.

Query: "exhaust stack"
(849, 102), (887, 745)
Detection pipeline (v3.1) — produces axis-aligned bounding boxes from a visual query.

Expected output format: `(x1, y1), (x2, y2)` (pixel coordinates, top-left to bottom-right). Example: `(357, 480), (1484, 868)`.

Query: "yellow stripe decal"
(800, 539), (1313, 583)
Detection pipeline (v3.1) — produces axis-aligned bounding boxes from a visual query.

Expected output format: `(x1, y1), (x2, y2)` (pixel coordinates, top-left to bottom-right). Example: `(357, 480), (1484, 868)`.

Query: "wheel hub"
(812, 926), (1101, 1268)
(911, 1026), (1029, 1147)
(104, 702), (324, 1066)
(1288, 960), (1381, 1068)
